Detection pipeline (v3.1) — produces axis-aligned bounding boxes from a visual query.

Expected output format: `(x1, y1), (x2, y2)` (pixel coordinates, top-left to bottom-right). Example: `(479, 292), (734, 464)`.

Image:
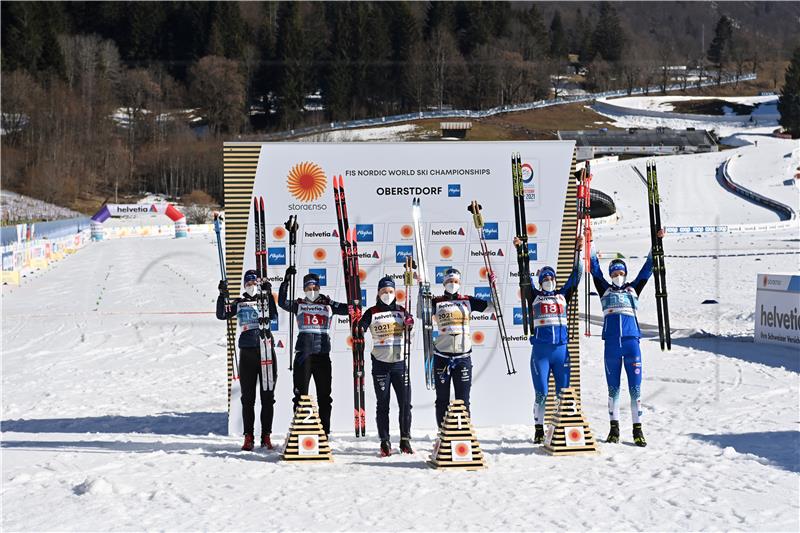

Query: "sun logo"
(313, 248), (327, 261)
(471, 331), (485, 345)
(479, 266), (488, 279)
(527, 223), (537, 236)
(287, 161), (326, 202)
(273, 227), (287, 240)
(440, 246), (453, 259)
(396, 289), (406, 302)
(400, 225), (413, 238)
(358, 268), (367, 282)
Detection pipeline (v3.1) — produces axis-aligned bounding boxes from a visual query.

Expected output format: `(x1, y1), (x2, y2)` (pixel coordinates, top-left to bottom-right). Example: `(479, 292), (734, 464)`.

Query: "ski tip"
(332, 175), (338, 187)
(259, 196), (265, 209)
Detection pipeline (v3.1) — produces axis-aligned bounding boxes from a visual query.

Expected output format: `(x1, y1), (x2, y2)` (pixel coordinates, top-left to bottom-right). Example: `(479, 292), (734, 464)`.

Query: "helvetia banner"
(236, 141), (575, 431)
(754, 272), (800, 348)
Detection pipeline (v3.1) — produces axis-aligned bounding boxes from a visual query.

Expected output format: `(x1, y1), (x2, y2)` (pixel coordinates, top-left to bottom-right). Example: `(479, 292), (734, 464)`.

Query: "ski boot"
(533, 424), (545, 444)
(260, 433), (274, 450)
(241, 433), (255, 451)
(633, 423), (647, 447)
(606, 421), (620, 443)
(380, 440), (392, 457)
(399, 438), (414, 454)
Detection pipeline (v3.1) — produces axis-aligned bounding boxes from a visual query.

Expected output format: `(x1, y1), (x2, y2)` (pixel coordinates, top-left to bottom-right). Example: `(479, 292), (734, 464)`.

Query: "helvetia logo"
(287, 161), (327, 202)
(521, 162), (534, 183)
(267, 247), (286, 265)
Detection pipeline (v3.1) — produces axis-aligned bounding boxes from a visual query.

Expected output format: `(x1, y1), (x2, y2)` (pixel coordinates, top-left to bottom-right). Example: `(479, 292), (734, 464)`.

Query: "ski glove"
(218, 280), (228, 297)
(404, 315), (414, 327)
(285, 266), (297, 278)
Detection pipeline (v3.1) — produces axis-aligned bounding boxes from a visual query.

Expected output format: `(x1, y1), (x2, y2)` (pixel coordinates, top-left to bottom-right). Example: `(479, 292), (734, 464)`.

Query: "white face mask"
(245, 285), (258, 297)
(444, 282), (460, 294)
(542, 280), (556, 292)
(611, 275), (626, 288)
(305, 290), (319, 301)
(379, 292), (395, 305)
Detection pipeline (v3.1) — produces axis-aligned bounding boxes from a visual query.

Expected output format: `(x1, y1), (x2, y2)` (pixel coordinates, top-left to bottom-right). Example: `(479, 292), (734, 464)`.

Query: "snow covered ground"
(0, 190), (84, 225)
(605, 95), (778, 114)
(300, 124), (421, 142)
(2, 129), (799, 531)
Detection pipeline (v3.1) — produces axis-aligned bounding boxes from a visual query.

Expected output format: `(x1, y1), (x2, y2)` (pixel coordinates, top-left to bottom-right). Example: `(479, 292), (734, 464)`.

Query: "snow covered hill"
(2, 132), (799, 530)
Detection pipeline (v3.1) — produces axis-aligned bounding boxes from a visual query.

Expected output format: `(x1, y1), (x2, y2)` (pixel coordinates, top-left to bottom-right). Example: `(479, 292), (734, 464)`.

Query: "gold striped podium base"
(543, 387), (598, 456)
(282, 395), (333, 462)
(428, 400), (486, 471)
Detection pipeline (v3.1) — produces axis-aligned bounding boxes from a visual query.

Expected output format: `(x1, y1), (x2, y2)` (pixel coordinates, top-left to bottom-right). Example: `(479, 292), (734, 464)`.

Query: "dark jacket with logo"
(278, 279), (349, 357)
(216, 290), (277, 349)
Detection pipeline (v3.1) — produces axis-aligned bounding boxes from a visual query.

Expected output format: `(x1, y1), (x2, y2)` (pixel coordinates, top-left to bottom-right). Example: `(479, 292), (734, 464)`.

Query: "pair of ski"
(577, 163), (592, 337)
(252, 197), (276, 392)
(412, 198), (517, 386)
(511, 153), (536, 335)
(645, 161), (671, 350)
(333, 176), (367, 438)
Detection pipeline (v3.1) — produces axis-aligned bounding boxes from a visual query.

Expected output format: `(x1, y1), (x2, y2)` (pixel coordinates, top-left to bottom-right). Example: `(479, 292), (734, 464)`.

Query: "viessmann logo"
(287, 161), (327, 202)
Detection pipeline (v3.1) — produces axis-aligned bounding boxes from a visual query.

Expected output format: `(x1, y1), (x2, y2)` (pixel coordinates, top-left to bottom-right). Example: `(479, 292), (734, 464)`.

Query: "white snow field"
(2, 137), (800, 531)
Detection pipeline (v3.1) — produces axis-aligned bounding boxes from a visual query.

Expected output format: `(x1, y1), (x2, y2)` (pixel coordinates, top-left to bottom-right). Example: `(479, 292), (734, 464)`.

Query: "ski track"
(3, 148), (800, 531)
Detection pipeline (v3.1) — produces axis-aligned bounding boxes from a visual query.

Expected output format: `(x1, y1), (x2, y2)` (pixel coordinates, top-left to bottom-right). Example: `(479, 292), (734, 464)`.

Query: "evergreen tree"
(778, 47), (800, 138)
(592, 2), (625, 62)
(707, 15), (734, 82)
(549, 11), (567, 59)
(275, 2), (307, 128)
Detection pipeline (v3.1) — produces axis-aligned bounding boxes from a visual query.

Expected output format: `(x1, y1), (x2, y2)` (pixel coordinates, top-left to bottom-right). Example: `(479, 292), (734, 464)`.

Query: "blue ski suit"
(521, 258), (582, 425)
(590, 251), (653, 424)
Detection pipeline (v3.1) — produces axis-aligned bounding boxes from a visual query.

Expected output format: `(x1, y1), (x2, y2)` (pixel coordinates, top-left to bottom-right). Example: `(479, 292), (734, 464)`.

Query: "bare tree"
(189, 55), (246, 134)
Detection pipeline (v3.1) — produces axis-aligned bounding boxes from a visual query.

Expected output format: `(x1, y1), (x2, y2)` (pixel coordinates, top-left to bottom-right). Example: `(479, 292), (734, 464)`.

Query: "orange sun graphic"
(400, 225), (413, 238)
(358, 268), (367, 282)
(472, 331), (485, 345)
(396, 289), (406, 302)
(287, 162), (326, 202)
(527, 223), (538, 236)
(479, 266), (488, 279)
(313, 248), (327, 261)
(273, 227), (287, 240)
(440, 246), (453, 259)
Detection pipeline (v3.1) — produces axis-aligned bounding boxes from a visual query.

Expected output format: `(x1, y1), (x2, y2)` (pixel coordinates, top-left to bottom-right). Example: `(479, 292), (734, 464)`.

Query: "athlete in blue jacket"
(515, 236), (583, 444)
(589, 229), (663, 447)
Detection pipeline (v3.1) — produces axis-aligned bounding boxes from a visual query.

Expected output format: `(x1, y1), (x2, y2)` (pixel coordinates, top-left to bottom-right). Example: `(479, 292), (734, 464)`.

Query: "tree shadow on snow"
(670, 335), (799, 373)
(690, 431), (800, 473)
(0, 411), (228, 436)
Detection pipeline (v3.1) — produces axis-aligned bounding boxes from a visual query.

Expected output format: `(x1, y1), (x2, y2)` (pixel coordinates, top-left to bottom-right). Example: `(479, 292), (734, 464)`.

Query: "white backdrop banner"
(234, 141), (575, 434)
(754, 272), (800, 348)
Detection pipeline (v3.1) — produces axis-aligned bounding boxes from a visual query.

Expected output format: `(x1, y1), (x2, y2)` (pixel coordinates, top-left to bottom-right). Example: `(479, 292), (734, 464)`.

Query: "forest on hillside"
(1, 1), (798, 212)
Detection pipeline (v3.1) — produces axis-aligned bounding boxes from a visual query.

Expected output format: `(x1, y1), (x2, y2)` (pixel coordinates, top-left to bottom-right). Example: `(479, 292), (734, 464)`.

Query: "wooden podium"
(428, 400), (485, 471)
(282, 395), (333, 462)
(543, 387), (598, 456)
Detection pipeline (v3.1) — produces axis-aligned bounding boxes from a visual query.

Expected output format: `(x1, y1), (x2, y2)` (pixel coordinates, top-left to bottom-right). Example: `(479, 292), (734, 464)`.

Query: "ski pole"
(214, 212), (239, 380)
(284, 215), (298, 370)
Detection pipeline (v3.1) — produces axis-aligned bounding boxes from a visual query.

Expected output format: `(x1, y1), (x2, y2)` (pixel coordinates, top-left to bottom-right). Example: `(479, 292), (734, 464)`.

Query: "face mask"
(612, 275), (626, 288)
(245, 285), (258, 297)
(379, 292), (395, 305)
(444, 282), (460, 294)
(305, 290), (319, 301)
(542, 280), (556, 292)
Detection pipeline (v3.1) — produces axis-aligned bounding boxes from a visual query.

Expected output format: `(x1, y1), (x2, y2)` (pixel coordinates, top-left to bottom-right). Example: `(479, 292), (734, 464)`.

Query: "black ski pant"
(239, 346), (276, 435)
(292, 352), (332, 435)
(371, 357), (412, 443)
(434, 354), (472, 427)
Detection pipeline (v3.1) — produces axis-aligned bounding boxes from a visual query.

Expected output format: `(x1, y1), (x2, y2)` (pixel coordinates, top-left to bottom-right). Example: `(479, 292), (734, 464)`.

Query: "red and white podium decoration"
(428, 400), (485, 471)
(282, 395), (332, 462)
(543, 387), (598, 456)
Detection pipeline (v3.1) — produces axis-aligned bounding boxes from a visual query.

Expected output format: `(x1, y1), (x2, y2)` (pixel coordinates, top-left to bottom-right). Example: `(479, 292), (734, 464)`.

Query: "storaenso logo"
(482, 222), (499, 240)
(760, 305), (800, 331)
(355, 224), (374, 242)
(448, 184), (461, 197)
(267, 247), (286, 265)
(287, 162), (327, 202)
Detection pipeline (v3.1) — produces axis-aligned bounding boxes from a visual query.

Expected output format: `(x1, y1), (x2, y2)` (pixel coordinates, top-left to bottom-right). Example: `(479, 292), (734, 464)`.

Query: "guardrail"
(720, 156), (796, 221)
(247, 73), (756, 141)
